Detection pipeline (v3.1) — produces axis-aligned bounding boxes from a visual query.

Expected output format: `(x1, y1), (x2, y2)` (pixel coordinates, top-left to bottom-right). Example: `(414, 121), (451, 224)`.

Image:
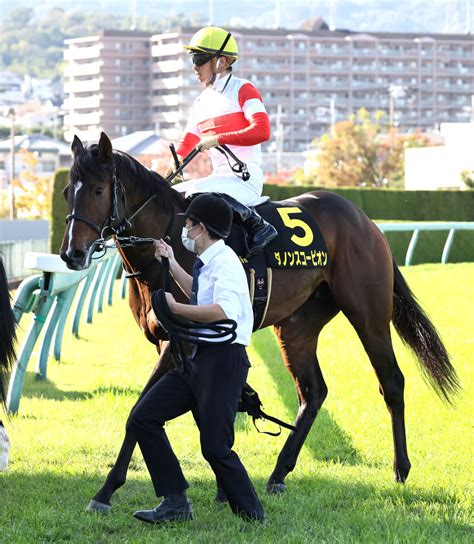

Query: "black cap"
(183, 193), (232, 239)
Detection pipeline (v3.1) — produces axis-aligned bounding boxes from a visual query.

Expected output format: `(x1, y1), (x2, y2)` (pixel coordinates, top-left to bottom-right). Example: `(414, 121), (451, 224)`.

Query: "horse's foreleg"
(88, 432), (136, 513)
(87, 342), (173, 513)
(267, 349), (327, 494)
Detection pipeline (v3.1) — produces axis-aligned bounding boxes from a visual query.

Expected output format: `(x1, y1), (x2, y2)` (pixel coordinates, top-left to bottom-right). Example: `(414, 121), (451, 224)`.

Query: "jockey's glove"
(196, 134), (219, 152)
(164, 154), (184, 181)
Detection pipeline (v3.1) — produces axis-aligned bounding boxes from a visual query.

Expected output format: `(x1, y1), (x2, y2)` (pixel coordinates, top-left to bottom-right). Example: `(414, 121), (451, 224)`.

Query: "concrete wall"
(0, 219), (49, 241)
(404, 123), (474, 190)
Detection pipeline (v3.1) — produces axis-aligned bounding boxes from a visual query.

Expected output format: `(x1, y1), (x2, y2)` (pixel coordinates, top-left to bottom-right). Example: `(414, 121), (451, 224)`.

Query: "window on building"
(38, 161), (56, 172)
(120, 94), (132, 104)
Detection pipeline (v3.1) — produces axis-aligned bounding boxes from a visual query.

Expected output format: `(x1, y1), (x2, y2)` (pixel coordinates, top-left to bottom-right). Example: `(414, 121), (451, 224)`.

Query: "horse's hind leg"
(87, 342), (173, 513)
(333, 256), (411, 482)
(267, 295), (338, 493)
(357, 324), (411, 482)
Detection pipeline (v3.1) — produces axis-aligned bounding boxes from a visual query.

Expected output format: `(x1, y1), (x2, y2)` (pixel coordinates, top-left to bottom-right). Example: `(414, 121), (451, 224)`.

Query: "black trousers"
(127, 343), (264, 519)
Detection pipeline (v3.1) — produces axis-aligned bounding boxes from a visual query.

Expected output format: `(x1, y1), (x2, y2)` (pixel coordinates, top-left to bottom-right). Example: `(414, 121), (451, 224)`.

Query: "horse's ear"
(62, 184), (70, 200)
(71, 135), (84, 158)
(98, 132), (113, 162)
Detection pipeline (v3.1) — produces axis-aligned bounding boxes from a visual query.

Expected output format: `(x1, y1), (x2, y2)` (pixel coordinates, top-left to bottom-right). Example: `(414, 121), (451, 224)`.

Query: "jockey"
(170, 26), (278, 255)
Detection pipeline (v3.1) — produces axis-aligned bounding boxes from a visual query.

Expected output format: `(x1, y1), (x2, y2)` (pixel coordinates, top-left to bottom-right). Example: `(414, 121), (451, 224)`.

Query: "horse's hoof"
(394, 463), (411, 483)
(85, 499), (112, 514)
(266, 483), (286, 495)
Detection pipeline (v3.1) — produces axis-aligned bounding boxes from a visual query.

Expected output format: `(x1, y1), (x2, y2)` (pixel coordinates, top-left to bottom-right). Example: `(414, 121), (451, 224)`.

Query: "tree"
(313, 109), (433, 187)
(13, 150), (53, 219)
(460, 170), (474, 190)
(0, 8), (191, 79)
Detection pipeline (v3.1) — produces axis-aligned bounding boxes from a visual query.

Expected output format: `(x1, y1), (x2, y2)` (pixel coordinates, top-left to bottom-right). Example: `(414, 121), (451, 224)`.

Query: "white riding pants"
(172, 163), (264, 207)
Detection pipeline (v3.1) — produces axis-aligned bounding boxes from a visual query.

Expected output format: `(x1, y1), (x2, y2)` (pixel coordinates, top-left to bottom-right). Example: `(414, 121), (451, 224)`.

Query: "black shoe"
(248, 223), (278, 255)
(133, 497), (193, 524)
(238, 509), (266, 522)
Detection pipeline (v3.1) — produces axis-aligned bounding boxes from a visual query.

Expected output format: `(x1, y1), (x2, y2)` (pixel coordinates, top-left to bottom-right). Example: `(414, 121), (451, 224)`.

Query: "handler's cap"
(181, 193), (232, 239)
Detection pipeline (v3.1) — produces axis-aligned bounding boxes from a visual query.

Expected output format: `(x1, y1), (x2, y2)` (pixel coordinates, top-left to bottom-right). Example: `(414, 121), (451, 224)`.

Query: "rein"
(66, 144), (249, 274)
(155, 258), (296, 437)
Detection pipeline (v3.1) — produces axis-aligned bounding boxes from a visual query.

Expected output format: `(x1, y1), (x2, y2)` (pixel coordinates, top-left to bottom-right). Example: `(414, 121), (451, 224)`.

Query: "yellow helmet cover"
(184, 27), (239, 57)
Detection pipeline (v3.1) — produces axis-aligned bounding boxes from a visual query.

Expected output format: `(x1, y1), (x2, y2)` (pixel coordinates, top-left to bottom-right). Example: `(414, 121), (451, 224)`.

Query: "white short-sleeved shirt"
(195, 239), (253, 346)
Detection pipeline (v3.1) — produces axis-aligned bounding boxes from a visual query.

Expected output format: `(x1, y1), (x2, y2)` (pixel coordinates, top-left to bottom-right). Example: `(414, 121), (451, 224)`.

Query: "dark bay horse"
(0, 255), (17, 410)
(60, 133), (459, 513)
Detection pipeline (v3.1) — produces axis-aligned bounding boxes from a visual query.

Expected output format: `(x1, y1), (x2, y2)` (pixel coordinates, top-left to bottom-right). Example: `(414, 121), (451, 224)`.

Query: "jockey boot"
(219, 194), (278, 255)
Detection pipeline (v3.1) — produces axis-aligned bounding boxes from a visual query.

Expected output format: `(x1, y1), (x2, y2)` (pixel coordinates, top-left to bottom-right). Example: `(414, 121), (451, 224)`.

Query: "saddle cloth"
(226, 200), (329, 330)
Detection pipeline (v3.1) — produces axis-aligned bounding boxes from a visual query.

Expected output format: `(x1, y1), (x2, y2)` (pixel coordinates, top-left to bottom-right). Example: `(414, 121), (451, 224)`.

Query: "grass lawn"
(1, 263), (472, 543)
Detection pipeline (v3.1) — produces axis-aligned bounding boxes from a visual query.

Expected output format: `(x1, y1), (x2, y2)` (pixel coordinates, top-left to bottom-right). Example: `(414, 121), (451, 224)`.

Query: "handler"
(128, 193), (265, 524)
(169, 26), (277, 254)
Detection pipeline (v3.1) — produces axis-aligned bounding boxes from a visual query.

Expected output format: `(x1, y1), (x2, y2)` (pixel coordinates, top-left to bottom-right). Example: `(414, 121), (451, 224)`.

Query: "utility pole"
(275, 0), (281, 29)
(329, 0), (336, 30)
(8, 108), (16, 220)
(388, 84), (406, 128)
(275, 104), (283, 173)
(208, 0), (214, 25)
(329, 97), (336, 133)
(130, 0), (137, 30)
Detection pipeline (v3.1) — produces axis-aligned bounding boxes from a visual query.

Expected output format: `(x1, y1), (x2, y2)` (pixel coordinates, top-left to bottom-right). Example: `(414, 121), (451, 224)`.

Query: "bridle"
(65, 160), (161, 255)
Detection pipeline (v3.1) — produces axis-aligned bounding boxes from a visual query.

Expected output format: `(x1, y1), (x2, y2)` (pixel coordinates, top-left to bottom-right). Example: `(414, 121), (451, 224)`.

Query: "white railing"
(376, 222), (474, 266)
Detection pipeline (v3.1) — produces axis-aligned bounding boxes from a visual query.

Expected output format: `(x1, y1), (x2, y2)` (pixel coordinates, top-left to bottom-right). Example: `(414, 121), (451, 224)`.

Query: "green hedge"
(263, 185), (474, 264)
(263, 185), (474, 221)
(50, 168), (70, 254)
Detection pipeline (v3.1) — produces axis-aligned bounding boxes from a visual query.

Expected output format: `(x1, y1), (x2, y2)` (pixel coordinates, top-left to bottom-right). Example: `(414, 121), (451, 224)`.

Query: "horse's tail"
(0, 255), (16, 409)
(391, 259), (460, 404)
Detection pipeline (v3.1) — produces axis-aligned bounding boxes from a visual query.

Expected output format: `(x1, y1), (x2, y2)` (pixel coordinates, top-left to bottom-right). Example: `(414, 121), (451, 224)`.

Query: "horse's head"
(61, 132), (124, 270)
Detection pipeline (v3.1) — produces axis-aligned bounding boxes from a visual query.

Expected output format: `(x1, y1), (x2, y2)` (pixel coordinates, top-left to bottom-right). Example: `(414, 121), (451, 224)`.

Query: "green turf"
(1, 264), (472, 543)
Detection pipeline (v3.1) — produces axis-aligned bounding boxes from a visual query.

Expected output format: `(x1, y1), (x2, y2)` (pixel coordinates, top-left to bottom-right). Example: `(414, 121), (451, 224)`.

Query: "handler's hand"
(196, 134), (219, 152)
(154, 239), (175, 264)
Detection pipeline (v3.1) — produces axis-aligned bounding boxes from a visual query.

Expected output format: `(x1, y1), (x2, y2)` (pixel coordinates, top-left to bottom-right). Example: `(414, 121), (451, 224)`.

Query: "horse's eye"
(95, 187), (104, 196)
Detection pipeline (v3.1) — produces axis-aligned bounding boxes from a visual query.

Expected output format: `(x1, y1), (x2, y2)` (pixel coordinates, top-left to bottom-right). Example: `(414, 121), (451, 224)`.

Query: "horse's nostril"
(72, 250), (85, 261)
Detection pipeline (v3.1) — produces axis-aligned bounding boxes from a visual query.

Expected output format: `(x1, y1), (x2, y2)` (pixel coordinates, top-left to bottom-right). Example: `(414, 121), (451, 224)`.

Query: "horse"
(0, 254), (17, 412)
(60, 132), (459, 513)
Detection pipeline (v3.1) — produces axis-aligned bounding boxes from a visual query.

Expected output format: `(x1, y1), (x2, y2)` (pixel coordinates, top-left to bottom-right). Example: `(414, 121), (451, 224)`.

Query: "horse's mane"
(72, 144), (186, 215)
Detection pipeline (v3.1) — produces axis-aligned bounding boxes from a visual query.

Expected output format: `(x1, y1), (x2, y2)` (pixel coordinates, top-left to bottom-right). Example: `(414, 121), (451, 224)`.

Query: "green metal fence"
(6, 248), (125, 414)
(376, 221), (474, 266)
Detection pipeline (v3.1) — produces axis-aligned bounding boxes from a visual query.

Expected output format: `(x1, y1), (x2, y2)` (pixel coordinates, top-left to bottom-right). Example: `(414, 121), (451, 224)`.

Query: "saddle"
(226, 200), (329, 331)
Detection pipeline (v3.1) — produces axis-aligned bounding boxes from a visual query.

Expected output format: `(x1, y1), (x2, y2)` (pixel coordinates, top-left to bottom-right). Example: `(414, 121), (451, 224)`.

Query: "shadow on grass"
(20, 372), (143, 402)
(251, 328), (364, 467)
(1, 471), (470, 542)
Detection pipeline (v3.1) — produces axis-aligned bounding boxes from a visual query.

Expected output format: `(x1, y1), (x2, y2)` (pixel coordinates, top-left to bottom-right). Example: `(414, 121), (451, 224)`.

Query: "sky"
(0, 0), (472, 34)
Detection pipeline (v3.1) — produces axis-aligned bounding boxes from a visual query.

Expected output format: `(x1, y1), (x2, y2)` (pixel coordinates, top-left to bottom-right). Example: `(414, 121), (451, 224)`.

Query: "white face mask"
(181, 224), (202, 253)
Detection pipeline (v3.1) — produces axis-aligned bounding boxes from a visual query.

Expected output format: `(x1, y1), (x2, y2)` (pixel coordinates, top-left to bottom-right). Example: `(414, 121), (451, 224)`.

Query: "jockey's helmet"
(183, 193), (232, 239)
(184, 27), (239, 59)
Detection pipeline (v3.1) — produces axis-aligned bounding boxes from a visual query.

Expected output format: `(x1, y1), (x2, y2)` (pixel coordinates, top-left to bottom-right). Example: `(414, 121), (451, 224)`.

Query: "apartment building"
(63, 30), (152, 142)
(64, 22), (474, 151)
(151, 23), (474, 151)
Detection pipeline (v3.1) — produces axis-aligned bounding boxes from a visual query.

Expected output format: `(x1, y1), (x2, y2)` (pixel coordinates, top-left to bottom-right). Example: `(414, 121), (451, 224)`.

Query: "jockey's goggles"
(191, 52), (214, 66)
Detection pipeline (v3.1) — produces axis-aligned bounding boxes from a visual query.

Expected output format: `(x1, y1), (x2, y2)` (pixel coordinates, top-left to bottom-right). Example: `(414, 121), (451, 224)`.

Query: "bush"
(262, 185), (474, 264)
(263, 185), (474, 221)
(50, 168), (69, 254)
